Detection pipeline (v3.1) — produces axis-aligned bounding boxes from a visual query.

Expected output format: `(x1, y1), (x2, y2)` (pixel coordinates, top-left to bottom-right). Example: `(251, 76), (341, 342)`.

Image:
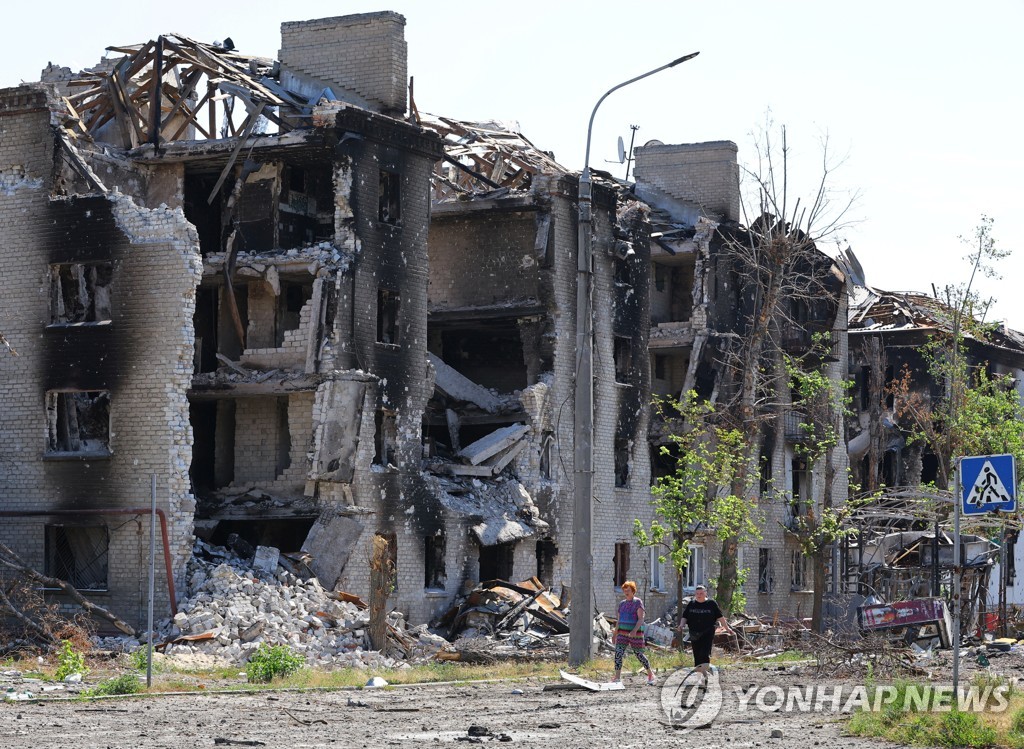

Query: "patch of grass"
(84, 673), (142, 697)
(245, 644), (306, 684)
(850, 681), (1021, 747)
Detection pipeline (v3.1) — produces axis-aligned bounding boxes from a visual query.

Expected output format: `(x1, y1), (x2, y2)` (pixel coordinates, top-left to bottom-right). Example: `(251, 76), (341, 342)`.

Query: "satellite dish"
(617, 136), (626, 164)
(643, 139), (664, 147)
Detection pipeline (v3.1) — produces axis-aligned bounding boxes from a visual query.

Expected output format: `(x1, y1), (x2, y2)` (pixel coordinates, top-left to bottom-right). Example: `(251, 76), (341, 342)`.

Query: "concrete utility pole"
(569, 52), (699, 667)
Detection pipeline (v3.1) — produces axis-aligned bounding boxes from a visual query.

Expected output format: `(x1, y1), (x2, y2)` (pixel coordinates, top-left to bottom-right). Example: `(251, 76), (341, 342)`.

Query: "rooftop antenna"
(623, 124), (639, 180)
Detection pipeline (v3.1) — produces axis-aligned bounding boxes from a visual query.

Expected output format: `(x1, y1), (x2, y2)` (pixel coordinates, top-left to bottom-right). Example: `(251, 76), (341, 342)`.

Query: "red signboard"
(859, 598), (945, 630)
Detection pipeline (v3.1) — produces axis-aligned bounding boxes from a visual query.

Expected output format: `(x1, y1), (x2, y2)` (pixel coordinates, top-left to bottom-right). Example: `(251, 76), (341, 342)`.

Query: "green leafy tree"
(784, 335), (861, 630)
(635, 391), (762, 619)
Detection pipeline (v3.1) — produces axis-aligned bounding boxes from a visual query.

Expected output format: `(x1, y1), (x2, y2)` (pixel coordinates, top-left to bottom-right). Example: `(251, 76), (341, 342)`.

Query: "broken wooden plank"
(428, 353), (501, 413)
(458, 424), (529, 466)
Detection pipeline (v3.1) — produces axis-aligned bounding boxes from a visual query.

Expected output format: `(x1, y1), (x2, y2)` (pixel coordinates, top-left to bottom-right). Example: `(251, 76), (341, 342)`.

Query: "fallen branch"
(0, 540), (136, 637)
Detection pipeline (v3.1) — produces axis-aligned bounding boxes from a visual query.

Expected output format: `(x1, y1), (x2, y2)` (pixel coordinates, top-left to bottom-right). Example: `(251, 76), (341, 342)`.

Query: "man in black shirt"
(679, 585), (733, 684)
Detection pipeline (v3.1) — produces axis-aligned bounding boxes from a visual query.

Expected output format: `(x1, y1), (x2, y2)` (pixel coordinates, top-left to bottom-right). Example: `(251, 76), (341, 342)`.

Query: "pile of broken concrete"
(158, 540), (451, 669)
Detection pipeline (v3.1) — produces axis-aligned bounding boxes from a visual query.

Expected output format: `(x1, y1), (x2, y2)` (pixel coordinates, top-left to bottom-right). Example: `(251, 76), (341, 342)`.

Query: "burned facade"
(420, 115), (656, 619)
(634, 141), (850, 619)
(0, 12), (658, 630)
(843, 281), (1024, 626)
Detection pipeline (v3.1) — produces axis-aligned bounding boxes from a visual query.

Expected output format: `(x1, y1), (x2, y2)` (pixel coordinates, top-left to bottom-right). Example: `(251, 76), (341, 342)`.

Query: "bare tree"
(707, 120), (859, 613)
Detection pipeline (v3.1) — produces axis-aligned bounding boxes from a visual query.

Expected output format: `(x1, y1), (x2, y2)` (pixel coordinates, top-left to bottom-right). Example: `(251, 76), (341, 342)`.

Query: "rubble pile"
(160, 541), (451, 669)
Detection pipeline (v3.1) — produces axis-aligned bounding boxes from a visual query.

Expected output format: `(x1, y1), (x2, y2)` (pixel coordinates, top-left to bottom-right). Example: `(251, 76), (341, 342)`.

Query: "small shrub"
(86, 673), (140, 697)
(54, 640), (88, 681)
(245, 643), (304, 684)
(130, 646), (161, 673)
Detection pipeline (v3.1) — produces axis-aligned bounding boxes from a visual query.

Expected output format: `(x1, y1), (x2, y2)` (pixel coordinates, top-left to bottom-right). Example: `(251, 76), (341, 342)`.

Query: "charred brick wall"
(0, 86), (202, 629)
(427, 212), (541, 309)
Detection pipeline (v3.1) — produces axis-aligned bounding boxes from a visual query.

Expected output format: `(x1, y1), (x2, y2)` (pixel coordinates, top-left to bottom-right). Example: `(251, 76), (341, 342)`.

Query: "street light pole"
(569, 52), (699, 668)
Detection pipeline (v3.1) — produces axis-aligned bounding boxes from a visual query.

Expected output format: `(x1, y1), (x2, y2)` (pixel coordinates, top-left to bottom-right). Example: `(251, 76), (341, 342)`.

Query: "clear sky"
(3, 0), (1021, 329)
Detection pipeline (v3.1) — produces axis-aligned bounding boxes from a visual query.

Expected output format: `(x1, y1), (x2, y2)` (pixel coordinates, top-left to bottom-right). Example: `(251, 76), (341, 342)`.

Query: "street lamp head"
(668, 51), (700, 68)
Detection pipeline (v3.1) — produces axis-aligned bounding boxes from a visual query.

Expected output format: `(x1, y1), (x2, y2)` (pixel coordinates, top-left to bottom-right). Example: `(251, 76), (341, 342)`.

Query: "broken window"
(758, 548), (773, 593)
(539, 430), (554, 480)
(791, 549), (810, 592)
(536, 538), (557, 587)
(377, 287), (400, 345)
(479, 541), (515, 582)
(374, 408), (398, 467)
(759, 430), (775, 496)
(378, 170), (401, 225)
(45, 391), (110, 455)
(653, 354), (667, 381)
(45, 525), (108, 591)
(613, 336), (632, 383)
(613, 542), (631, 588)
(790, 457), (809, 518)
(424, 532), (446, 590)
(279, 163), (334, 248)
(654, 264), (667, 293)
(49, 262), (113, 325)
(275, 281), (314, 346)
(682, 545), (705, 590)
(614, 437), (630, 488)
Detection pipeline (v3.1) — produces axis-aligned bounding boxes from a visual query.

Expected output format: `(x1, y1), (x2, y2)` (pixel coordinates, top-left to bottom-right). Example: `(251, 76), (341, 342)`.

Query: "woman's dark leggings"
(614, 643), (651, 671)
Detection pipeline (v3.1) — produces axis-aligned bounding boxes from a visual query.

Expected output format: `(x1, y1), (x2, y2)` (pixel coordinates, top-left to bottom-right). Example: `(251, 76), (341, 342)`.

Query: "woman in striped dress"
(611, 580), (656, 685)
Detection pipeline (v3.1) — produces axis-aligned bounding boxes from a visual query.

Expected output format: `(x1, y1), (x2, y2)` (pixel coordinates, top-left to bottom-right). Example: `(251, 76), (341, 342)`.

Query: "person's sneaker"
(646, 675), (657, 686)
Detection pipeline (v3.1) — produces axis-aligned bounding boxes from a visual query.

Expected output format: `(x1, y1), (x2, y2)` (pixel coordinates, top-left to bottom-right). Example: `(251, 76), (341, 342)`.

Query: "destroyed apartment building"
(0, 12), (661, 631)
(632, 140), (851, 619)
(839, 277), (1024, 627)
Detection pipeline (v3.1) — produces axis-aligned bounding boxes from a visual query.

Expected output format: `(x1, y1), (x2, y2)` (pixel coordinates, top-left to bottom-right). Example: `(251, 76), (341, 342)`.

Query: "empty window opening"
(653, 354), (667, 381)
(882, 450), (898, 487)
(682, 545), (705, 590)
(424, 532), (447, 589)
(374, 409), (398, 466)
(758, 548), (773, 593)
(45, 525), (108, 591)
(921, 451), (940, 485)
(859, 365), (871, 411)
(46, 391), (110, 455)
(790, 457), (809, 517)
(279, 163), (334, 248)
(613, 336), (632, 383)
(539, 430), (554, 480)
(884, 365), (895, 409)
(649, 547), (664, 591)
(377, 287), (400, 345)
(194, 286), (221, 374)
(614, 438), (630, 488)
(50, 262), (113, 325)
(759, 430), (776, 496)
(275, 281), (314, 346)
(791, 549), (810, 591)
(184, 172), (225, 255)
(654, 264), (667, 293)
(536, 538), (557, 587)
(378, 170), (401, 225)
(613, 541), (631, 587)
(437, 325), (527, 392)
(479, 541), (515, 582)
(189, 400), (236, 496)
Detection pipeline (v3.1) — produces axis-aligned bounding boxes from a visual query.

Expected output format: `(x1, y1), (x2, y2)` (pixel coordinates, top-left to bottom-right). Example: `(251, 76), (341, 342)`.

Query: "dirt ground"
(0, 665), (907, 749)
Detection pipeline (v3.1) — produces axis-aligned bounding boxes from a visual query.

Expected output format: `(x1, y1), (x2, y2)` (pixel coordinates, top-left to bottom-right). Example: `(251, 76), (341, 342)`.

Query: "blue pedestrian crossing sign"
(960, 454), (1017, 515)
